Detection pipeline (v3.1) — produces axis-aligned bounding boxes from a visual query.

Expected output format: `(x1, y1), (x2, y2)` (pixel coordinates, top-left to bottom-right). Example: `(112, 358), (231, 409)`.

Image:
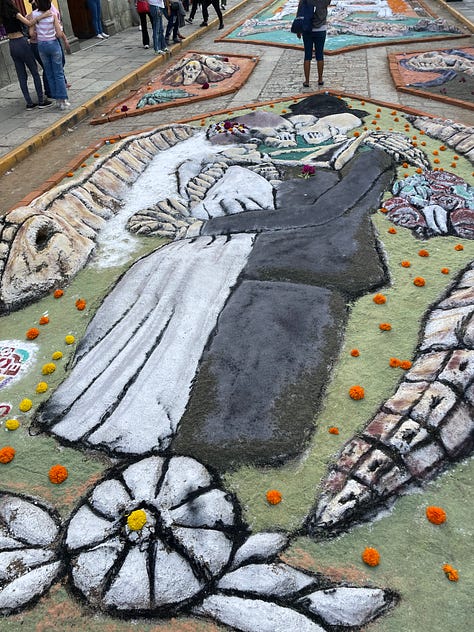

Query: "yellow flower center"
(5, 419), (20, 431)
(127, 509), (147, 531)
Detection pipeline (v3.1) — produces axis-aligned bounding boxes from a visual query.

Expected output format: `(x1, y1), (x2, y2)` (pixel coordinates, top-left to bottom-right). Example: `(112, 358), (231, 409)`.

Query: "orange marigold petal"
(379, 323), (392, 331)
(442, 564), (459, 582)
(53, 289), (64, 298)
(400, 360), (412, 370)
(388, 227), (397, 234)
(418, 249), (429, 257)
(414, 277), (425, 287)
(26, 327), (40, 340)
(401, 260), (411, 267)
(426, 506), (447, 525)
(349, 385), (365, 400)
(350, 349), (360, 357)
(266, 489), (282, 505)
(373, 293), (386, 304)
(389, 357), (401, 368)
(328, 426), (339, 435)
(454, 244), (464, 251)
(362, 547), (380, 567)
(0, 446), (16, 464)
(48, 464), (69, 484)
(441, 268), (449, 274)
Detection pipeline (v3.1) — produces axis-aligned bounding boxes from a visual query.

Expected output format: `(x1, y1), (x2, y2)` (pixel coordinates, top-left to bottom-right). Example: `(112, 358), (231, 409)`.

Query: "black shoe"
(218, 22), (224, 30)
(173, 38), (180, 43)
(38, 99), (53, 108)
(26, 102), (37, 110)
(199, 21), (208, 26)
(185, 17), (193, 24)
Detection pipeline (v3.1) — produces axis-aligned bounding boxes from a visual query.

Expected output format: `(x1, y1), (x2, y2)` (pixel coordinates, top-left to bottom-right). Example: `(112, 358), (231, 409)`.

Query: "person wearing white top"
(148, 0), (170, 54)
(32, 0), (70, 109)
(86, 0), (109, 39)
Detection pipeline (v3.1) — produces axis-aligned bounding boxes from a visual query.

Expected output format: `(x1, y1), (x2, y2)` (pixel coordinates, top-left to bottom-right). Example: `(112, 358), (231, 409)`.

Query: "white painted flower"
(0, 493), (62, 614)
(65, 455), (242, 614)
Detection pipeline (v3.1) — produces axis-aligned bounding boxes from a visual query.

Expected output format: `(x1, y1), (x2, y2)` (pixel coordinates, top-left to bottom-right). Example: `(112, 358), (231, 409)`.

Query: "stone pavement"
(0, 0), (473, 208)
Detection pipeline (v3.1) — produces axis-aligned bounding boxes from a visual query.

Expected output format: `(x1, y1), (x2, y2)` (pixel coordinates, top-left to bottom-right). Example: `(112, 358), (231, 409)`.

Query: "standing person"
(165, 0), (185, 44)
(296, 0), (331, 87)
(148, 0), (169, 54)
(136, 0), (152, 48)
(185, 0), (201, 24)
(200, 0), (223, 29)
(86, 0), (109, 39)
(32, 0), (70, 110)
(0, 0), (52, 109)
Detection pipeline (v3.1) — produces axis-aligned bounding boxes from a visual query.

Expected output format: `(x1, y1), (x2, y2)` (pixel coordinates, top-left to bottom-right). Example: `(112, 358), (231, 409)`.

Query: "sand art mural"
(389, 47), (474, 111)
(219, 0), (467, 53)
(91, 52), (258, 125)
(0, 92), (473, 631)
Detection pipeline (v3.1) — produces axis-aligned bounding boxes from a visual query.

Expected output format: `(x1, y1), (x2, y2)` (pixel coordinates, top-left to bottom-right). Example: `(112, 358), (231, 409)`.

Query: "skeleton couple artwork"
(1, 94), (473, 630)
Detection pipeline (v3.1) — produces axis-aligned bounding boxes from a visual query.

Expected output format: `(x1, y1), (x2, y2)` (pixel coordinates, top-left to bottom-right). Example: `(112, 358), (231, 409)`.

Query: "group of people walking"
(0, 0), (70, 110)
(136, 0), (226, 54)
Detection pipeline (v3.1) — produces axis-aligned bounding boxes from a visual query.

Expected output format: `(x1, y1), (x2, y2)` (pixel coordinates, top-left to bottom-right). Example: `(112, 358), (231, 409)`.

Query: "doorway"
(66, 0), (94, 39)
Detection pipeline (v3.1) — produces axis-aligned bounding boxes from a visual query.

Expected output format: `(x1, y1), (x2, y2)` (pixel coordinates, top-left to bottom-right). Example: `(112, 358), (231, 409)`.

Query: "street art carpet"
(389, 47), (474, 111)
(90, 51), (258, 125)
(219, 0), (468, 54)
(0, 92), (473, 632)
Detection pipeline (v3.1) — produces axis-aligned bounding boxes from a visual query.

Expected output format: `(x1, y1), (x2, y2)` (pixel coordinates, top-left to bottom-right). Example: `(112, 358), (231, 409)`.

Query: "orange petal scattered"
(379, 323), (392, 331)
(426, 506), (446, 525)
(442, 564), (459, 582)
(350, 349), (360, 357)
(400, 360), (412, 370)
(389, 357), (401, 368)
(349, 385), (365, 400)
(75, 298), (87, 311)
(362, 547), (380, 567)
(373, 293), (386, 304)
(454, 244), (464, 251)
(26, 327), (40, 340)
(388, 227), (397, 234)
(54, 289), (64, 298)
(48, 464), (69, 484)
(418, 249), (429, 257)
(266, 489), (282, 505)
(39, 315), (49, 325)
(401, 260), (411, 267)
(328, 427), (339, 435)
(0, 446), (16, 464)
(413, 277), (425, 287)
(441, 268), (449, 274)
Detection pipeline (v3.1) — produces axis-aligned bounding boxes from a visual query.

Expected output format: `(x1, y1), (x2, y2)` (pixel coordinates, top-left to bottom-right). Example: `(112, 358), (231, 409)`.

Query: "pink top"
(32, 9), (56, 42)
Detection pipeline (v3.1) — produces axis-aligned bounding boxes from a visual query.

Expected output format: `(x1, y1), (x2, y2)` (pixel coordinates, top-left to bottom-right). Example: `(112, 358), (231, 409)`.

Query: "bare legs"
(317, 60), (324, 85)
(303, 59), (324, 86)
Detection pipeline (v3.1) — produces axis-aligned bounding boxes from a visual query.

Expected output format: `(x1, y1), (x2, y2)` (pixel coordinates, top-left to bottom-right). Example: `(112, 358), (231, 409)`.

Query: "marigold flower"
(350, 349), (360, 357)
(426, 506), (446, 525)
(453, 155), (459, 160)
(42, 363), (56, 375)
(401, 261), (411, 267)
(65, 335), (75, 345)
(379, 207), (388, 214)
(5, 419), (20, 431)
(433, 158), (440, 164)
(442, 564), (458, 582)
(454, 244), (464, 251)
(389, 357), (401, 368)
(39, 315), (49, 325)
(0, 446), (15, 463)
(94, 153), (100, 158)
(413, 277), (425, 287)
(353, 131), (360, 137)
(19, 398), (32, 412)
(266, 489), (282, 505)
(379, 323), (392, 331)
(439, 145), (446, 151)
(48, 464), (68, 484)
(127, 509), (147, 531)
(373, 293), (386, 304)
(349, 385), (365, 400)
(402, 162), (408, 168)
(36, 382), (48, 394)
(416, 168), (422, 174)
(418, 249), (429, 257)
(75, 298), (87, 311)
(328, 426), (339, 435)
(26, 328), (39, 340)
(433, 150), (438, 156)
(362, 547), (380, 567)
(388, 227), (397, 234)
(54, 289), (64, 299)
(440, 267), (449, 275)
(66, 172), (74, 177)
(52, 351), (63, 360)
(400, 360), (412, 370)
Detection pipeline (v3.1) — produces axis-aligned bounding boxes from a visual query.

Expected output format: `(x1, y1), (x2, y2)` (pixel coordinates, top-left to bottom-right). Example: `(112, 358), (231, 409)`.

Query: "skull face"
(182, 60), (202, 85)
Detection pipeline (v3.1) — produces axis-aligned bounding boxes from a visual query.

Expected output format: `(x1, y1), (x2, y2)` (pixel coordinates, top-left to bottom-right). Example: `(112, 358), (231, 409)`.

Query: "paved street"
(0, 0), (472, 211)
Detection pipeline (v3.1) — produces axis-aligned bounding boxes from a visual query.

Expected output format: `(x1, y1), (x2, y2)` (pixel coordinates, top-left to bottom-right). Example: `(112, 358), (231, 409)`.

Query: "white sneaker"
(144, 44), (149, 49)
(96, 33), (104, 39)
(101, 32), (109, 39)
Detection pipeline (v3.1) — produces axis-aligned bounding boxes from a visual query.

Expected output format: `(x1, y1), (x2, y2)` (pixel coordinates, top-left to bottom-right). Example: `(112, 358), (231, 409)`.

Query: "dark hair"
(0, 0), (18, 22)
(36, 0), (51, 11)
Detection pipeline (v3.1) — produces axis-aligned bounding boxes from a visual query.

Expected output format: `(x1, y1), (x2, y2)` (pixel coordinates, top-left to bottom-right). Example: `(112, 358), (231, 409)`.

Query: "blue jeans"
(303, 30), (327, 61)
(87, 0), (103, 36)
(149, 5), (166, 52)
(38, 39), (68, 100)
(9, 37), (44, 105)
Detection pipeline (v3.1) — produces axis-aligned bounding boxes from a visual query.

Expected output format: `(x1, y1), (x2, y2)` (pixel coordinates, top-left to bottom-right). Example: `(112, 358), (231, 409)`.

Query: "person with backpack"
(296, 0), (331, 88)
